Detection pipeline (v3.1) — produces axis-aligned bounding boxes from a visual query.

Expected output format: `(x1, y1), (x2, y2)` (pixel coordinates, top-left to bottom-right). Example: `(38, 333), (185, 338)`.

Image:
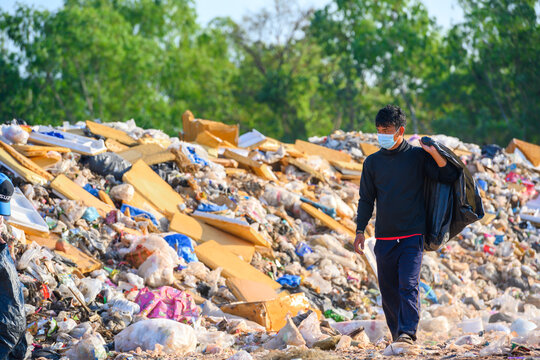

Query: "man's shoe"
(394, 333), (414, 345)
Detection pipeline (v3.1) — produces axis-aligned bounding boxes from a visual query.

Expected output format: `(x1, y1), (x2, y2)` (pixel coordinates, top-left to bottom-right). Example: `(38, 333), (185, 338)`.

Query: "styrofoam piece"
(7, 187), (49, 235)
(217, 147), (249, 157)
(29, 126), (106, 155)
(363, 237), (378, 278)
(238, 129), (266, 148)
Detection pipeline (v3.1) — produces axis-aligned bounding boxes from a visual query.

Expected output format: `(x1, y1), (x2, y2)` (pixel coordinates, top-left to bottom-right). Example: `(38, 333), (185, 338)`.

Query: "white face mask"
(377, 129), (400, 149)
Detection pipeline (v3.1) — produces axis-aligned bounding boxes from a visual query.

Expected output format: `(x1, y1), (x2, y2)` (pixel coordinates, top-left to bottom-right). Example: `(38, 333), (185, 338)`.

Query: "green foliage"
(0, 0), (538, 145)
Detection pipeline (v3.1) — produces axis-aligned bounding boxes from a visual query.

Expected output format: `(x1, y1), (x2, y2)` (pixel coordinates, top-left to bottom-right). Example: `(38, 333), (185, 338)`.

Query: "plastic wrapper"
(78, 278), (103, 304)
(109, 184), (134, 203)
(80, 152), (132, 181)
(114, 319), (196, 354)
(65, 331), (107, 360)
(298, 311), (327, 347)
(2, 124), (28, 144)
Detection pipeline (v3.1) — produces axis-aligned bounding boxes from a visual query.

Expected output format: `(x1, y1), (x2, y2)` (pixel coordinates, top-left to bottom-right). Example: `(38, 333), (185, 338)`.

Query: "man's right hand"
(354, 232), (365, 254)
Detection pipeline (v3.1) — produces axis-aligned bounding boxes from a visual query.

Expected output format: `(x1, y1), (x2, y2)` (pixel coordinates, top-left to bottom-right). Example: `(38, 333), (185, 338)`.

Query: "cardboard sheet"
(0, 140), (53, 180)
(169, 214), (255, 262)
(124, 189), (166, 222)
(295, 139), (352, 162)
(0, 148), (48, 185)
(359, 142), (379, 157)
(301, 203), (353, 237)
(50, 175), (114, 217)
(118, 144), (175, 165)
(122, 159), (184, 219)
(86, 120), (138, 146)
(12, 144), (71, 157)
(191, 211), (271, 247)
(105, 138), (129, 152)
(226, 277), (278, 303)
(28, 234), (102, 274)
(195, 240), (279, 290)
(506, 138), (540, 167)
(182, 110), (239, 145)
(287, 158), (326, 183)
(220, 292), (317, 331)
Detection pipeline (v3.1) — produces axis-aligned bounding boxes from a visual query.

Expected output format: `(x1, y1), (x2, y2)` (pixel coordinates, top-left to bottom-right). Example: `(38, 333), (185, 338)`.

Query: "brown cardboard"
(220, 292), (316, 331)
(12, 144), (71, 157)
(506, 138), (540, 167)
(182, 110), (239, 145)
(301, 203), (354, 237)
(191, 212), (271, 247)
(286, 158), (326, 183)
(295, 139), (352, 162)
(28, 234), (102, 274)
(105, 138), (129, 152)
(0, 140), (53, 180)
(118, 144), (175, 165)
(359, 142), (379, 156)
(86, 120), (138, 146)
(0, 148), (49, 185)
(194, 240), (280, 290)
(124, 190), (166, 222)
(50, 175), (114, 217)
(223, 149), (277, 181)
(169, 213), (255, 262)
(226, 277), (278, 302)
(122, 159), (184, 219)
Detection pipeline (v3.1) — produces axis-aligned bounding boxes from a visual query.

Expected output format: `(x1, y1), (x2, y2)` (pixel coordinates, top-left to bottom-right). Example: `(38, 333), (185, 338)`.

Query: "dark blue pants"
(374, 235), (423, 341)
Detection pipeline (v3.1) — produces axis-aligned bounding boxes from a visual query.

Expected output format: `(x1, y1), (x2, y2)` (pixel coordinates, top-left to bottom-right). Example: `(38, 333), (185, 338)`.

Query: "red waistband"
(376, 233), (422, 240)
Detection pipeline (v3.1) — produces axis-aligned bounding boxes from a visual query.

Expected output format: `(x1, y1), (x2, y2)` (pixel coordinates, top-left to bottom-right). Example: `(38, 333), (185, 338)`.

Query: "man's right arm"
(356, 158), (376, 234)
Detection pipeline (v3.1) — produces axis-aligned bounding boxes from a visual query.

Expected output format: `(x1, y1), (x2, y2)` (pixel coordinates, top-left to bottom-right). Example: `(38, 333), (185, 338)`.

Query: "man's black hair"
(375, 105), (407, 129)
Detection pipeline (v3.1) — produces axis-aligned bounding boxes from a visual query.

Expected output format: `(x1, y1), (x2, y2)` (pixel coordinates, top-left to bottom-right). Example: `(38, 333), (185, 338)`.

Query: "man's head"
(0, 173), (14, 217)
(375, 105), (406, 149)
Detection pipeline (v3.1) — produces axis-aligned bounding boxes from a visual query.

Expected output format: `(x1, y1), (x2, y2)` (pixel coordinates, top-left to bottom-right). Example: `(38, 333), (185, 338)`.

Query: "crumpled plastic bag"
(65, 331), (107, 360)
(263, 316), (305, 349)
(298, 311), (327, 347)
(135, 286), (199, 325)
(109, 184), (134, 203)
(114, 318), (196, 354)
(2, 124), (28, 144)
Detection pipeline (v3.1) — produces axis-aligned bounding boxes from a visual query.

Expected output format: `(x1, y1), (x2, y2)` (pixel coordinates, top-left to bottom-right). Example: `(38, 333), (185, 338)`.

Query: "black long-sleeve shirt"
(356, 139), (460, 238)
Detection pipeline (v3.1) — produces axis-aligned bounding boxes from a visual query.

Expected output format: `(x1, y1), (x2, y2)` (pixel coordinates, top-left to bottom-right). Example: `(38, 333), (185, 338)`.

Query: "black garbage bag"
(80, 152), (132, 181)
(423, 137), (485, 251)
(0, 243), (28, 359)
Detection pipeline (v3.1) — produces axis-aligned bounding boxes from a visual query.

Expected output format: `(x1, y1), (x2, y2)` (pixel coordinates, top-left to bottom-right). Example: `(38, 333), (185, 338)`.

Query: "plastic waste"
(458, 318), (484, 333)
(419, 316), (450, 333)
(2, 124), (29, 144)
(277, 274), (301, 288)
(295, 242), (314, 257)
(135, 286), (199, 324)
(0, 244), (27, 359)
(108, 299), (140, 325)
(69, 322), (93, 339)
(82, 207), (100, 222)
(80, 152), (132, 181)
(120, 204), (159, 226)
(163, 233), (198, 263)
(196, 202), (228, 212)
(510, 318), (537, 337)
(114, 319), (196, 354)
(226, 350), (253, 360)
(196, 328), (235, 349)
(78, 278), (103, 304)
(478, 334), (508, 356)
(109, 184), (135, 203)
(422, 137), (484, 251)
(330, 320), (388, 343)
(57, 319), (77, 333)
(138, 252), (176, 287)
(263, 316), (305, 349)
(298, 311), (328, 347)
(65, 331), (107, 360)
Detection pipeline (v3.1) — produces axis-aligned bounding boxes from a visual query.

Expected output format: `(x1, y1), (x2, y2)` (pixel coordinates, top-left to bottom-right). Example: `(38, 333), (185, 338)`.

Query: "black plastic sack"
(0, 244), (28, 359)
(80, 152), (132, 181)
(423, 138), (485, 251)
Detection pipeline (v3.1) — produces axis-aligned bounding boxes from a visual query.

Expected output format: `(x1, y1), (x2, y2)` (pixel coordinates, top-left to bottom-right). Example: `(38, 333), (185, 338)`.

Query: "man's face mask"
(377, 128), (401, 149)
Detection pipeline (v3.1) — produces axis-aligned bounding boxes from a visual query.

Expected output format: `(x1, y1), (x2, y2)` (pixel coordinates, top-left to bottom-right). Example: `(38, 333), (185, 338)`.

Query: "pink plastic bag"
(135, 286), (199, 324)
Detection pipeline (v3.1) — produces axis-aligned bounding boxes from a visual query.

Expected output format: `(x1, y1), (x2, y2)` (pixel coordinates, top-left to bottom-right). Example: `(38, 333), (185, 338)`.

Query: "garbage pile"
(0, 112), (538, 359)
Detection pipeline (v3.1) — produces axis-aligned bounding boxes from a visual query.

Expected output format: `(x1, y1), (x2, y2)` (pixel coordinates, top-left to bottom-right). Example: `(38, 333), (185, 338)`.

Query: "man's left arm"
(421, 144), (460, 183)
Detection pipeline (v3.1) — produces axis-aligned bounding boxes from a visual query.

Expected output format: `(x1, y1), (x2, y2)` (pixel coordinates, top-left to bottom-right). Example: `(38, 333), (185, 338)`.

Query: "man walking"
(354, 105), (460, 345)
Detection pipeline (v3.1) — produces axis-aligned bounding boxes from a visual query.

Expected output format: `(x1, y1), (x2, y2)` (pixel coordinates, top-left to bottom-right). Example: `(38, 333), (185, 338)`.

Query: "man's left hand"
(420, 141), (436, 154)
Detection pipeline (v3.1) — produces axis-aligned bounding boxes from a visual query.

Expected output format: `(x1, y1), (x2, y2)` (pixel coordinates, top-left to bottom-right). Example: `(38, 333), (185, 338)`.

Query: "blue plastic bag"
(120, 204), (158, 226)
(419, 281), (438, 304)
(295, 242), (314, 257)
(83, 184), (99, 198)
(186, 146), (209, 167)
(164, 234), (198, 263)
(196, 203), (228, 213)
(277, 275), (301, 288)
(82, 207), (100, 222)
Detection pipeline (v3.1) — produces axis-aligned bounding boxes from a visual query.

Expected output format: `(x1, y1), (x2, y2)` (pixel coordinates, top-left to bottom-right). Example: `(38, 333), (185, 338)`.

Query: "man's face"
(377, 125), (404, 141)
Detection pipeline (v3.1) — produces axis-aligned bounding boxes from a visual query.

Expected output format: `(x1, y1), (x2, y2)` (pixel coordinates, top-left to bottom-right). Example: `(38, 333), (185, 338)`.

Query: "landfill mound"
(0, 112), (538, 360)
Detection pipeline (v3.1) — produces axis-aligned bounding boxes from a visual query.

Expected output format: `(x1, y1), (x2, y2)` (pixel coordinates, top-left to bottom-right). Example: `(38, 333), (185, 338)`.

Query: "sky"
(1, 0), (464, 29)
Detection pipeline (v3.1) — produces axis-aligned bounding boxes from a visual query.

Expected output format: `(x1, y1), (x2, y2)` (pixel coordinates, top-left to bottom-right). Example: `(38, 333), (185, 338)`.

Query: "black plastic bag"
(80, 152), (132, 181)
(423, 138), (485, 251)
(0, 244), (27, 359)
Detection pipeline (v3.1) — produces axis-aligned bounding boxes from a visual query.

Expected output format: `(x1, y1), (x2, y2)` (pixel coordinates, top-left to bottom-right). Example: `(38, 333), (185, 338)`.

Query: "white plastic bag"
(298, 311), (327, 347)
(2, 124), (29, 144)
(114, 319), (196, 354)
(109, 184), (134, 203)
(65, 331), (107, 360)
